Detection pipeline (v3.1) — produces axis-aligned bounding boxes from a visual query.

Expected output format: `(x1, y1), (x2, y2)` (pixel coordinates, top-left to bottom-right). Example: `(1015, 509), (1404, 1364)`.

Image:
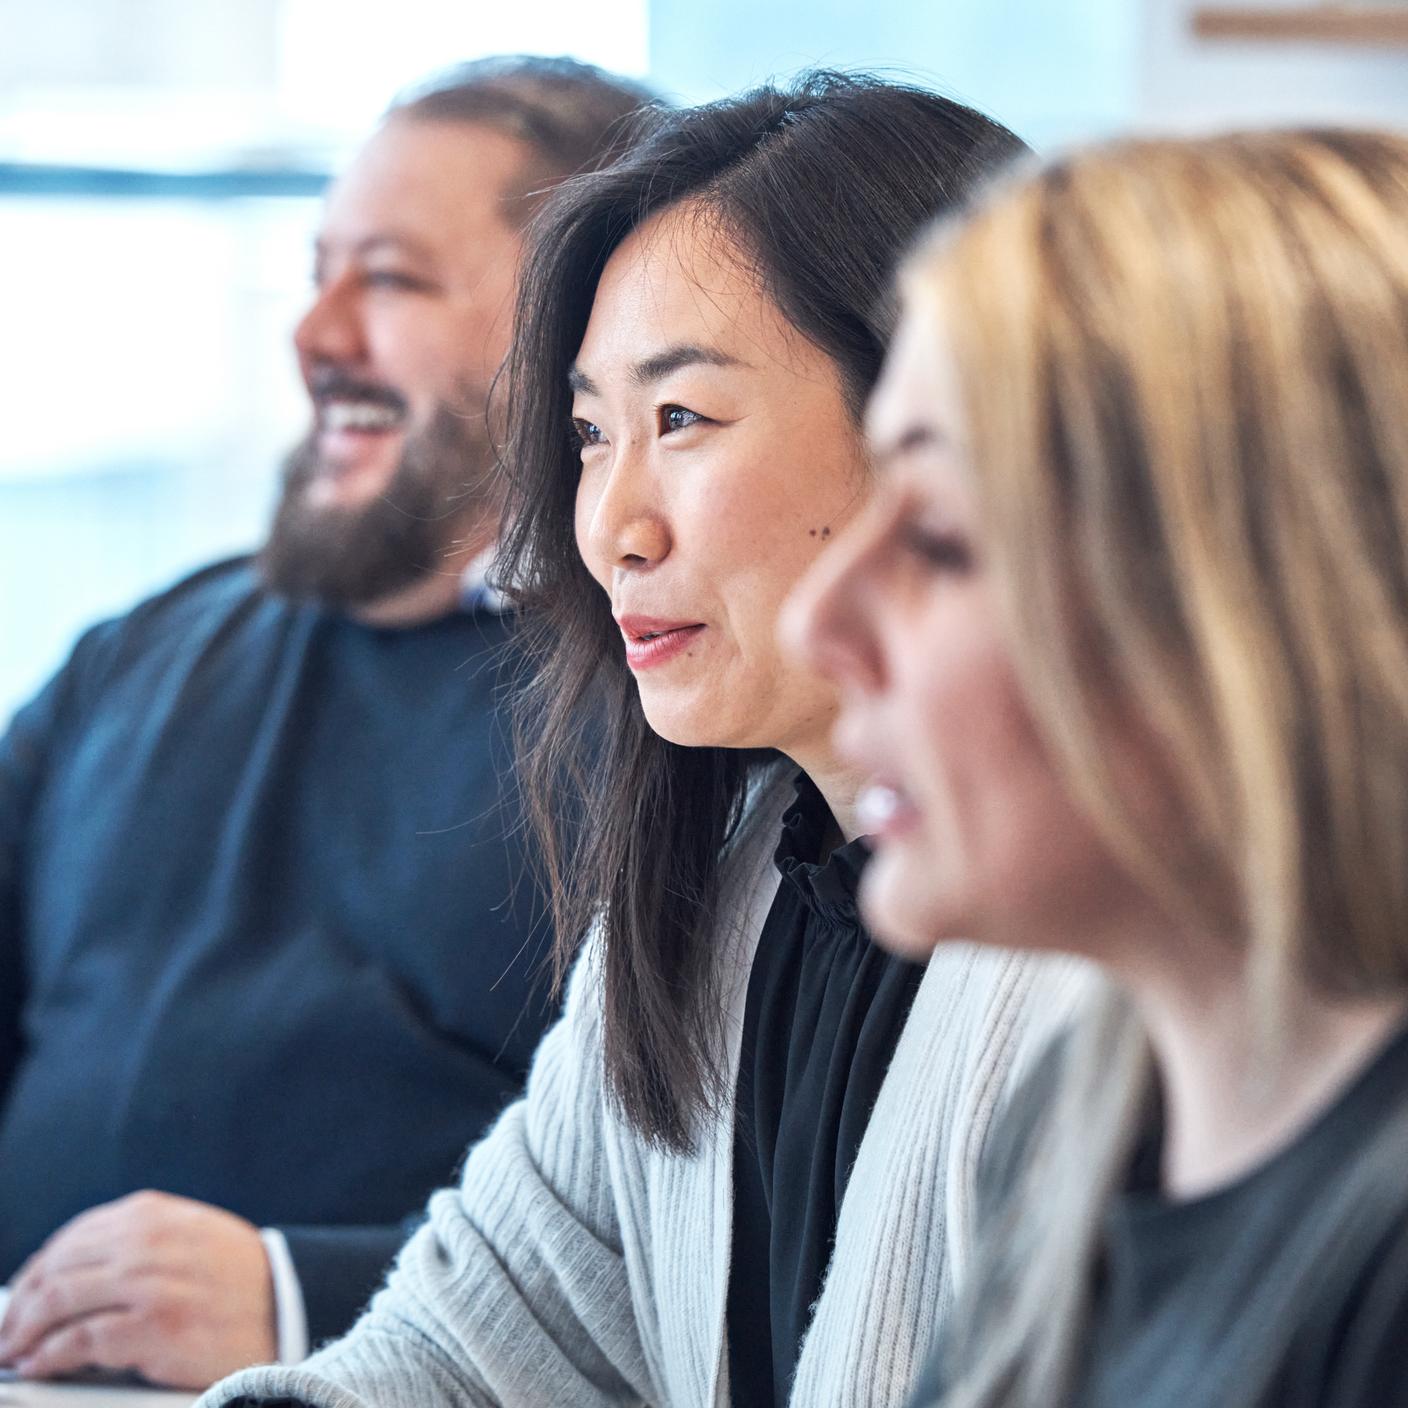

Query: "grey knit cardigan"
(200, 770), (1094, 1408)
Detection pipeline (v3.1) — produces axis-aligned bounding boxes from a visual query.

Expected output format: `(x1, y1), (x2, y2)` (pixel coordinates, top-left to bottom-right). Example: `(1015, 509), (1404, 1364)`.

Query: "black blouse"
(726, 771), (927, 1407)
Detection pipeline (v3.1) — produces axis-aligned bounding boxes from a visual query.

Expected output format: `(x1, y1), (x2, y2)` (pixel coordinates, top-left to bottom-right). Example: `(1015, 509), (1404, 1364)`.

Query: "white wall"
(647, 0), (1408, 147)
(647, 0), (1140, 152)
(1138, 0), (1408, 132)
(0, 0), (281, 92)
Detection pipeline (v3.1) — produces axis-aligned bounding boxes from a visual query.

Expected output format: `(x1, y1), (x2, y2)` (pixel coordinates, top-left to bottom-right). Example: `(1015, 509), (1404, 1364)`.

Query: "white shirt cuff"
(259, 1228), (310, 1365)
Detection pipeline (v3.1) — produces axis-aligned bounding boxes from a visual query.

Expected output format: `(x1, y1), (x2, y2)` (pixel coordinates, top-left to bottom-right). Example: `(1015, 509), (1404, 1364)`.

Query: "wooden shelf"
(1194, 6), (1408, 44)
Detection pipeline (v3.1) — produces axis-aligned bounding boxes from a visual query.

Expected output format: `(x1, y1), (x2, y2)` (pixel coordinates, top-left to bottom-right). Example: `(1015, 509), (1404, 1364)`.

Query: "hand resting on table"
(0, 1192), (276, 1390)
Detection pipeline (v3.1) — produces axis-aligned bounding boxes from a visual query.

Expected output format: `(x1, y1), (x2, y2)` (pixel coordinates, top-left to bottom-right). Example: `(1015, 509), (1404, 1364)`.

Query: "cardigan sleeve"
(197, 940), (653, 1408)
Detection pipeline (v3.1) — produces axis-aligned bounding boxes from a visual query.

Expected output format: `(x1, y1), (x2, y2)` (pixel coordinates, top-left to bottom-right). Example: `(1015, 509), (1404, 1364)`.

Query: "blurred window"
(0, 0), (648, 718)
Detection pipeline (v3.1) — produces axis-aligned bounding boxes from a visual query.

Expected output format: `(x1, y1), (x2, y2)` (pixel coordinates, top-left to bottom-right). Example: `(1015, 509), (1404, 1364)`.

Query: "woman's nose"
(580, 446), (672, 575)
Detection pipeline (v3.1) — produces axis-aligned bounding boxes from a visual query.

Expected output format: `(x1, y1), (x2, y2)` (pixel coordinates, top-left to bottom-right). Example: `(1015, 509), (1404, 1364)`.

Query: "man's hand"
(0, 1191), (277, 1389)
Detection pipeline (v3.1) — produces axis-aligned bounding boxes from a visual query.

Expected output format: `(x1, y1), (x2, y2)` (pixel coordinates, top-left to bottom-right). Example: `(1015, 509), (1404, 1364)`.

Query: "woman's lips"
(616, 615), (708, 671)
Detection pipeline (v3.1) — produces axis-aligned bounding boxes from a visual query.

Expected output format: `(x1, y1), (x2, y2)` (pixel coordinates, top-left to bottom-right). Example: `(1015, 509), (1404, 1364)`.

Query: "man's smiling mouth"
(320, 399), (405, 434)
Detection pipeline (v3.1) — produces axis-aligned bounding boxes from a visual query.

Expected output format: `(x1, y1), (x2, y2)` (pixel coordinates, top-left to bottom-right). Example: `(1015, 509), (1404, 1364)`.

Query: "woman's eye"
(571, 418), (606, 449)
(661, 405), (705, 434)
(899, 523), (975, 574)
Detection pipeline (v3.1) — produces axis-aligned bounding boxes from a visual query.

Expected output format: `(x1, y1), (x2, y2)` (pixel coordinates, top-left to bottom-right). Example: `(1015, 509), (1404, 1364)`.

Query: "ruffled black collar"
(773, 770), (871, 927)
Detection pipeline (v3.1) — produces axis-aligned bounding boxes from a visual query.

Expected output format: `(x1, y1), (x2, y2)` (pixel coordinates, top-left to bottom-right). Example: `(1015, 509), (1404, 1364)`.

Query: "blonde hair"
(908, 130), (1408, 1405)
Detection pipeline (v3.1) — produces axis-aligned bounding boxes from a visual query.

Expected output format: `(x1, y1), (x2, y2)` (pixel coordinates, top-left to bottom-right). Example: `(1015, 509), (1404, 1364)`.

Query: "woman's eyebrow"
(630, 343), (746, 386)
(567, 344), (747, 397)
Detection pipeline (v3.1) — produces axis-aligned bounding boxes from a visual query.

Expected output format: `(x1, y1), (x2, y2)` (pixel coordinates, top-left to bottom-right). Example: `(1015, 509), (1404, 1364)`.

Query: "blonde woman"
(788, 130), (1408, 1408)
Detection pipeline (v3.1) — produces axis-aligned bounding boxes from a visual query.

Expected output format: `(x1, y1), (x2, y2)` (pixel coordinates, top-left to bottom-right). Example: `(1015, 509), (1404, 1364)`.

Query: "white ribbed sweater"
(200, 772), (1094, 1408)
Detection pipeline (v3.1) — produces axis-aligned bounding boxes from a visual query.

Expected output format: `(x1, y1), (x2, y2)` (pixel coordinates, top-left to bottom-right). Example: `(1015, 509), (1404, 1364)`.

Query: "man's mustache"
(306, 366), (409, 418)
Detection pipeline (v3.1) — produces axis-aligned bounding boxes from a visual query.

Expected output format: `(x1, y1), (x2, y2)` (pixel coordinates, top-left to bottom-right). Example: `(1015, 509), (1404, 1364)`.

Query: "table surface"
(0, 1382), (195, 1408)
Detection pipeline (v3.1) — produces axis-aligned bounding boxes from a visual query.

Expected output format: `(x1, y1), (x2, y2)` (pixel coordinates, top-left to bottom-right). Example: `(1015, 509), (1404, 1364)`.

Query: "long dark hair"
(497, 72), (1028, 1152)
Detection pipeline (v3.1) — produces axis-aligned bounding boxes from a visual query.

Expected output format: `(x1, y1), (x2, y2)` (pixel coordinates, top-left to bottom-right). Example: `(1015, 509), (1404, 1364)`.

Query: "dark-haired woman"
(201, 74), (1091, 1408)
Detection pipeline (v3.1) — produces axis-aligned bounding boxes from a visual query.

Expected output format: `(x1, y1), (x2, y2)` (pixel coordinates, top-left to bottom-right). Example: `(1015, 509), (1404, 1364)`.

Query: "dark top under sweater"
(727, 771), (926, 1406)
(908, 1018), (1408, 1408)
(0, 557), (558, 1345)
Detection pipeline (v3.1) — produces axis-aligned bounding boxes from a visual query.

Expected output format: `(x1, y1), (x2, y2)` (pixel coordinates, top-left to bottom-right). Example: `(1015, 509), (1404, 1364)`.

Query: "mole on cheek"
(808, 526), (833, 539)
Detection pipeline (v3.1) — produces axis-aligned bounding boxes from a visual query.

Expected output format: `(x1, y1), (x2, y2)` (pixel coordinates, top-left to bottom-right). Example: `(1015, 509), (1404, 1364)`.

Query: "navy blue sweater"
(0, 558), (558, 1345)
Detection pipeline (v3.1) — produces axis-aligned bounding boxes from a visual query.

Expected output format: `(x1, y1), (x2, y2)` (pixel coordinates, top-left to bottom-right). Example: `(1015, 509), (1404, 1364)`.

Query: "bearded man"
(0, 56), (654, 1390)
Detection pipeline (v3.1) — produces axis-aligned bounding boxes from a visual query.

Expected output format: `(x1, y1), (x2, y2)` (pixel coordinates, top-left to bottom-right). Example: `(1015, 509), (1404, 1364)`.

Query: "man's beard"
(257, 393), (496, 612)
